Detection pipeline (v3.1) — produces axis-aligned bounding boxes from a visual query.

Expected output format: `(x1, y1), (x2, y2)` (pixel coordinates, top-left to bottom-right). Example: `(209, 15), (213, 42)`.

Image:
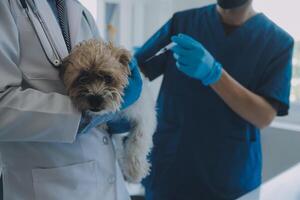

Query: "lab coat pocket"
(32, 161), (98, 200)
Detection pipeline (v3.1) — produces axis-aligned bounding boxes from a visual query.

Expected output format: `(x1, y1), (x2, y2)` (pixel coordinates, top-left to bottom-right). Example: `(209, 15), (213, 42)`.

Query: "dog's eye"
(78, 76), (89, 84)
(104, 75), (113, 84)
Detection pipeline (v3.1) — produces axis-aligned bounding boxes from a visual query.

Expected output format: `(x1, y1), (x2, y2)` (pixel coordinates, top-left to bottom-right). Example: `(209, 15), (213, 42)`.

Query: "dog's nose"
(88, 95), (104, 110)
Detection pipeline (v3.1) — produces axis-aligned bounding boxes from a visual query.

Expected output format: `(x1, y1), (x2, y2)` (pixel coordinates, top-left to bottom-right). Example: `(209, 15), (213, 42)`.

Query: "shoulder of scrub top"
(172, 4), (215, 21)
(259, 14), (294, 50)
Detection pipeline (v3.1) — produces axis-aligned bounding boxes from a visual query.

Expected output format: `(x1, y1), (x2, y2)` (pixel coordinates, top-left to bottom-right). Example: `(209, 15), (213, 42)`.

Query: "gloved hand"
(121, 58), (143, 109)
(107, 116), (131, 134)
(106, 58), (143, 134)
(171, 34), (223, 86)
(78, 111), (115, 134)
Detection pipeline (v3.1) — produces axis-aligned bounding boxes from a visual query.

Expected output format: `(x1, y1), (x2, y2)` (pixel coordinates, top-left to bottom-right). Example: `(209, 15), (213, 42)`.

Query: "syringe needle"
(144, 55), (156, 63)
(144, 42), (176, 63)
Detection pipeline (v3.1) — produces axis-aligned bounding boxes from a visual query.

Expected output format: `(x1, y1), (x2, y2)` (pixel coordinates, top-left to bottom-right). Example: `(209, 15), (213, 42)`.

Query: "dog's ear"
(108, 42), (131, 66)
(115, 48), (131, 76)
(117, 49), (131, 66)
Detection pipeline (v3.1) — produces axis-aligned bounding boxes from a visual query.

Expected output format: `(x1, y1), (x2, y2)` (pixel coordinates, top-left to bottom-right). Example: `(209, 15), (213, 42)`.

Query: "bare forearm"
(211, 69), (276, 129)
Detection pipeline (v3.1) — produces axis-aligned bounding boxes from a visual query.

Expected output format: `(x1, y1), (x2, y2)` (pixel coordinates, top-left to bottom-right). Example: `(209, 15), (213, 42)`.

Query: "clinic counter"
(238, 163), (300, 200)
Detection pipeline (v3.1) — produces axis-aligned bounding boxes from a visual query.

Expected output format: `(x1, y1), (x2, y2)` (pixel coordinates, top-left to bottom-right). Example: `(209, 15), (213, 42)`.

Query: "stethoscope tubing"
(19, 0), (62, 67)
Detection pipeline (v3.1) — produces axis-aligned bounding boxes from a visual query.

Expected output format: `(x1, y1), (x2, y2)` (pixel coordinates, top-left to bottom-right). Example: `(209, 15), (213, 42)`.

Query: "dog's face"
(60, 40), (131, 113)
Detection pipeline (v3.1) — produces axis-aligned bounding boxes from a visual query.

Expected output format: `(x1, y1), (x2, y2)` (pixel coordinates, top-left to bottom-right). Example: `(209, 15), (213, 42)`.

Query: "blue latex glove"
(107, 116), (131, 134)
(121, 58), (143, 109)
(171, 34), (223, 86)
(107, 58), (143, 134)
(78, 112), (115, 134)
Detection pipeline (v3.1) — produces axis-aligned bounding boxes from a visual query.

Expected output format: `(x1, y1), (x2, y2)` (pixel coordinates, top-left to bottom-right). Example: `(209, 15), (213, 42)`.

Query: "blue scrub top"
(135, 4), (294, 200)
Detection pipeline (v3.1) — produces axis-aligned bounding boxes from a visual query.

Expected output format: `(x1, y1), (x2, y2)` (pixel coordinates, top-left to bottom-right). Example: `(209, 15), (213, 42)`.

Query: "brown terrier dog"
(60, 39), (131, 113)
(60, 39), (157, 183)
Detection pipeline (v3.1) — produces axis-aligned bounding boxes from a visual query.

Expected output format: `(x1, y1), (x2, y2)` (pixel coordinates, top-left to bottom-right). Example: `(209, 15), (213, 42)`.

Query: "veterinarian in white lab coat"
(0, 0), (142, 199)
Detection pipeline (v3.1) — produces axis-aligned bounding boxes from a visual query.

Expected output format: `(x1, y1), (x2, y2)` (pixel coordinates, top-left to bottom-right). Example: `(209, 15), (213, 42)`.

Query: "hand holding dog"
(121, 58), (143, 110)
(78, 112), (115, 134)
(106, 58), (143, 134)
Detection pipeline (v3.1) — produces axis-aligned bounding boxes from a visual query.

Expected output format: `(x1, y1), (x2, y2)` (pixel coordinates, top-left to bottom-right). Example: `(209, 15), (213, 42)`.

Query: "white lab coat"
(0, 0), (130, 199)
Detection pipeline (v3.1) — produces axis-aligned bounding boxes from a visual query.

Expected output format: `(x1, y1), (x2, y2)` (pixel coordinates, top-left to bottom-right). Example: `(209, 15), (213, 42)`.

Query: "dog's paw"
(119, 156), (151, 183)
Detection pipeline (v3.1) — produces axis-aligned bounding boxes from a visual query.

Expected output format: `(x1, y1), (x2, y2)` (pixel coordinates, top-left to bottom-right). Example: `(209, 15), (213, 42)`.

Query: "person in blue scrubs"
(135, 0), (294, 199)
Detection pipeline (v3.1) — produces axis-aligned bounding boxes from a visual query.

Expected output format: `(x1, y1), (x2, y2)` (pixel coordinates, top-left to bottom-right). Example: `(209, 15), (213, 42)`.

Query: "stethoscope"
(19, 0), (62, 67)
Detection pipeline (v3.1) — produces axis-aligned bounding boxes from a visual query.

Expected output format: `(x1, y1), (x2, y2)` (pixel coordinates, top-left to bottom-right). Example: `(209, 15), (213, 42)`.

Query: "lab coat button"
(108, 175), (115, 184)
(53, 59), (61, 66)
(103, 136), (109, 145)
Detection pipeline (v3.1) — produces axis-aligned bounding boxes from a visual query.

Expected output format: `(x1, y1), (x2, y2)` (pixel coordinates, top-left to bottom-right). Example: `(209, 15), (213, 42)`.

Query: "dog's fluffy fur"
(60, 39), (157, 183)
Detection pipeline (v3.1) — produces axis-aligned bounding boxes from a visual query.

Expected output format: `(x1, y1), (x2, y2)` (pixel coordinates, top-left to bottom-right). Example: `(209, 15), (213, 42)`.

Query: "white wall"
(141, 0), (173, 44)
(172, 0), (215, 12)
(261, 127), (300, 182)
(142, 0), (216, 42)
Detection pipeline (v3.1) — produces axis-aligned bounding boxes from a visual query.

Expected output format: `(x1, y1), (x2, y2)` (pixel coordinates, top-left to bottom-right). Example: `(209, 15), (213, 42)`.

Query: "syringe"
(145, 42), (176, 63)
